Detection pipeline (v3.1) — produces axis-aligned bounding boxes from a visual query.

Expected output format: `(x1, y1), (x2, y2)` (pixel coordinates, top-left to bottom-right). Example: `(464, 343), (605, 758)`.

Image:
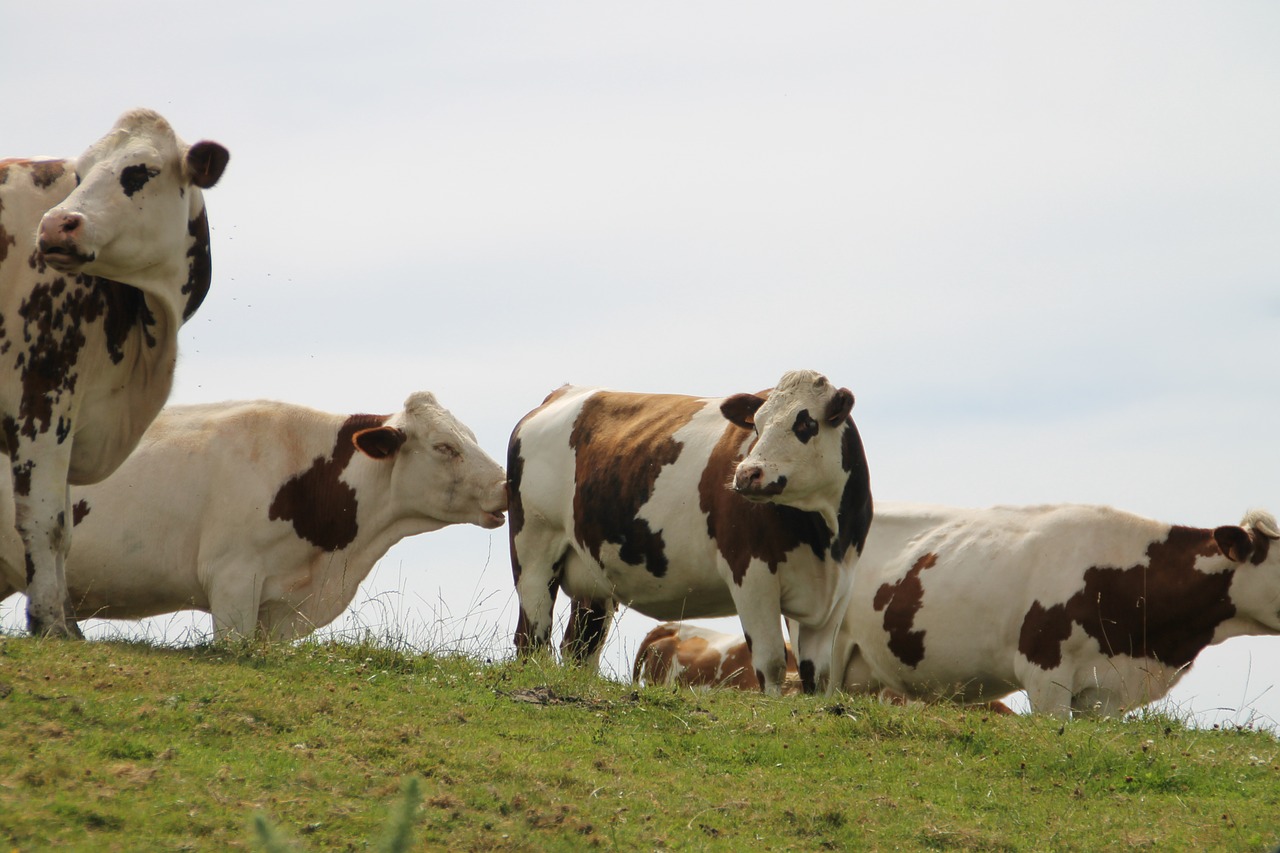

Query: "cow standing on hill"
(0, 109), (228, 636)
(508, 369), (873, 695)
(0, 393), (508, 640)
(838, 502), (1280, 718)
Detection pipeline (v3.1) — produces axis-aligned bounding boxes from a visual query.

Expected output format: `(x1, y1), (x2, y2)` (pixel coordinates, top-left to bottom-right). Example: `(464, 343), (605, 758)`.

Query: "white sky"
(2, 2), (1278, 727)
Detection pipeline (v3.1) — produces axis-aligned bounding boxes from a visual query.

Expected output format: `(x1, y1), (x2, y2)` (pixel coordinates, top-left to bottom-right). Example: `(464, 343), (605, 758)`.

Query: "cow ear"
(352, 426), (407, 460)
(721, 394), (765, 429)
(1214, 525), (1254, 563)
(824, 388), (855, 426)
(185, 141), (230, 189)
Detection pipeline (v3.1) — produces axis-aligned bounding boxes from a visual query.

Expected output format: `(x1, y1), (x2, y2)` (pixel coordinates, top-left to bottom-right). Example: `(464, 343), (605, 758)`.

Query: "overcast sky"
(3, 2), (1278, 727)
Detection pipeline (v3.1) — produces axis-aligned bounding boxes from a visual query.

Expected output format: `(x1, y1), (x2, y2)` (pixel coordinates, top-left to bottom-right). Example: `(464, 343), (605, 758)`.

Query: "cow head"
(721, 369), (859, 535)
(354, 392), (508, 530)
(36, 109), (228, 289)
(1216, 509), (1280, 631)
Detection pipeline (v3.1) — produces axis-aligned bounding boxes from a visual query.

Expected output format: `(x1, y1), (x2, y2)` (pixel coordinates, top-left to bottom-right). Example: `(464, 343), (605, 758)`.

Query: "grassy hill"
(0, 634), (1277, 851)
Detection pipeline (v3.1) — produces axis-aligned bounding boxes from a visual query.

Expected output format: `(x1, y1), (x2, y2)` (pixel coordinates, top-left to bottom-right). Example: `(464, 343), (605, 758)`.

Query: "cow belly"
(560, 542), (738, 620)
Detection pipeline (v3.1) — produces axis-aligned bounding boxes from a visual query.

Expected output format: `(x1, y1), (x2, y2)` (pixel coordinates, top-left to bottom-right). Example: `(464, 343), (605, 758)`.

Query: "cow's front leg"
(12, 447), (80, 638)
(1019, 661), (1075, 720)
(727, 565), (789, 696)
(792, 618), (843, 695)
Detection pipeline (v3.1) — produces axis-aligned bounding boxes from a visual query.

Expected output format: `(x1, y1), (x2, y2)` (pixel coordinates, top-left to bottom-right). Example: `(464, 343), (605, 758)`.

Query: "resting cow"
(0, 393), (507, 641)
(508, 369), (873, 695)
(0, 109), (229, 636)
(838, 502), (1280, 718)
(633, 621), (801, 693)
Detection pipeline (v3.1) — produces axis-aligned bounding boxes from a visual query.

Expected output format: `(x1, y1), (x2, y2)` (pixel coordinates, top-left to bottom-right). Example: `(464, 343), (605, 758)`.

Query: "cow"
(507, 369), (873, 695)
(631, 617), (1015, 714)
(0, 393), (508, 641)
(0, 109), (229, 636)
(837, 502), (1280, 718)
(633, 621), (801, 693)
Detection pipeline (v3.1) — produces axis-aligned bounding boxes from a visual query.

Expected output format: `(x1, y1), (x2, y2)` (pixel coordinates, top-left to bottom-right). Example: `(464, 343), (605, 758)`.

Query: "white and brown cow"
(508, 369), (873, 695)
(633, 621), (801, 693)
(0, 393), (508, 641)
(839, 502), (1280, 718)
(632, 619), (1017, 713)
(0, 109), (228, 636)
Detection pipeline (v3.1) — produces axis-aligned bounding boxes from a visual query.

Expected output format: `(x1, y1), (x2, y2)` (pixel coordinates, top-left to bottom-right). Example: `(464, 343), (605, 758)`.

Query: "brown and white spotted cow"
(839, 502), (1280, 718)
(0, 109), (228, 636)
(633, 621), (801, 693)
(508, 369), (873, 695)
(633, 617), (1015, 713)
(0, 393), (508, 640)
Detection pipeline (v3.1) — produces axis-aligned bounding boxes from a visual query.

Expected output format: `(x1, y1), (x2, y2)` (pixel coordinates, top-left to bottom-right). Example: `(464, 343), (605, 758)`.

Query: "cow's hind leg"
(511, 517), (569, 656)
(560, 596), (616, 668)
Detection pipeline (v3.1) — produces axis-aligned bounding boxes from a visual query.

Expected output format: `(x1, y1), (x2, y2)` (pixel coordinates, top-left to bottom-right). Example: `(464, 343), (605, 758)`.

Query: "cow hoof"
(27, 617), (85, 640)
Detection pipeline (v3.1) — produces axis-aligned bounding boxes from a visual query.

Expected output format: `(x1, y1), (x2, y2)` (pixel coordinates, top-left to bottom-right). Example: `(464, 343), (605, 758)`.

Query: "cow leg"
(207, 569), (265, 641)
(511, 519), (568, 656)
(1019, 663), (1075, 720)
(560, 596), (615, 668)
(1073, 686), (1125, 719)
(792, 618), (844, 695)
(727, 568), (789, 696)
(12, 449), (80, 638)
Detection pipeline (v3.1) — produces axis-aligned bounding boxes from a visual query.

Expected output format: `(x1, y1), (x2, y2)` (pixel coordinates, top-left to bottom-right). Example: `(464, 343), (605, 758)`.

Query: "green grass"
(0, 635), (1277, 851)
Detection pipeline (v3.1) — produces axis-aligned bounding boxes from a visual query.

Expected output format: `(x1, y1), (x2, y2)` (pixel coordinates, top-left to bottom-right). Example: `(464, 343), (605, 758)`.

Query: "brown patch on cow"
(27, 160), (66, 190)
(696, 421), (835, 585)
(267, 413), (389, 551)
(569, 392), (705, 577)
(1017, 526), (1236, 671)
(11, 275), (156, 443)
(873, 552), (938, 667)
(835, 420), (874, 560)
(71, 499), (91, 526)
(180, 207), (212, 321)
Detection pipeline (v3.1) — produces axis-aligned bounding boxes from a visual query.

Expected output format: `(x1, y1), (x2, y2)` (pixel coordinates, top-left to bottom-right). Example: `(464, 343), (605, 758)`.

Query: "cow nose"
(734, 466), (764, 492)
(38, 211), (84, 248)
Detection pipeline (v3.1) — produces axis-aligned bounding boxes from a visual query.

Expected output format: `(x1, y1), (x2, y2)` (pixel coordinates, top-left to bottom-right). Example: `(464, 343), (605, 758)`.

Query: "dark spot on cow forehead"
(119, 164), (158, 197)
(1018, 525), (1236, 671)
(570, 392), (704, 577)
(873, 552), (937, 667)
(791, 409), (819, 444)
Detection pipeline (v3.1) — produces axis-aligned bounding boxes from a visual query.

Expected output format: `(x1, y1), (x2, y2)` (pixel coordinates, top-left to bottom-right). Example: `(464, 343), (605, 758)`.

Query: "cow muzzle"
(733, 465), (787, 500)
(37, 211), (96, 272)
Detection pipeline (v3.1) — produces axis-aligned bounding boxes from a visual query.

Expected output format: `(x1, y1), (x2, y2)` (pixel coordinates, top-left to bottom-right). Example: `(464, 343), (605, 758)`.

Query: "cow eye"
(433, 442), (461, 459)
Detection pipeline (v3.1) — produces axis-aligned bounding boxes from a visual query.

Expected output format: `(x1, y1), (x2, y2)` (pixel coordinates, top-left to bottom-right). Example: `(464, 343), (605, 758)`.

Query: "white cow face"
(721, 370), (855, 529)
(354, 392), (508, 530)
(36, 109), (228, 286)
(1218, 509), (1280, 631)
